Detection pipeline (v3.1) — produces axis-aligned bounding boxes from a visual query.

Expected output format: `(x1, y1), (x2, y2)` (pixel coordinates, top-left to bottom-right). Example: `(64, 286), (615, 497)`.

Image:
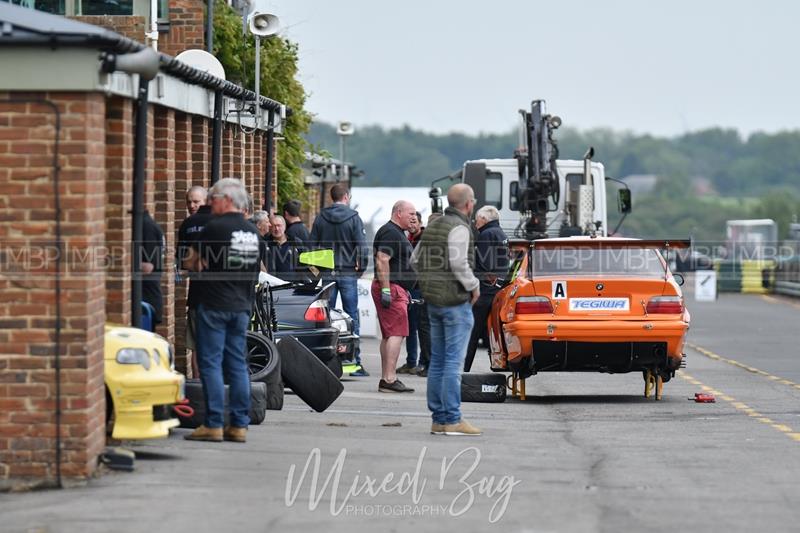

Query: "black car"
(251, 281), (342, 378)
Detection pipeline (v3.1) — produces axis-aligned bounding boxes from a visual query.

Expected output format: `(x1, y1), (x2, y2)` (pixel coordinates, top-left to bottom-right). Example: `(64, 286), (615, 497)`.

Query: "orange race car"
(487, 237), (691, 400)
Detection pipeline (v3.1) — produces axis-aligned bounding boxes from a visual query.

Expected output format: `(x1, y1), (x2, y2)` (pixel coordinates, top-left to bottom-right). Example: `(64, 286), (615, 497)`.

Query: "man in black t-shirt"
(177, 190), (213, 377)
(371, 200), (417, 393)
(141, 211), (164, 327)
(283, 199), (310, 243)
(183, 178), (261, 444)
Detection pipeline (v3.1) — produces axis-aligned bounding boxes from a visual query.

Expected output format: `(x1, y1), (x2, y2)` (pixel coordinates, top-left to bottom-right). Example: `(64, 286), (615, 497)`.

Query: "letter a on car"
(552, 281), (567, 300)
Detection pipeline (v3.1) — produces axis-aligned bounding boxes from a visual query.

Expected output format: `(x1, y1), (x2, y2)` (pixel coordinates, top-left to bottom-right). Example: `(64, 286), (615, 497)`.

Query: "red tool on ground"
(691, 392), (716, 403)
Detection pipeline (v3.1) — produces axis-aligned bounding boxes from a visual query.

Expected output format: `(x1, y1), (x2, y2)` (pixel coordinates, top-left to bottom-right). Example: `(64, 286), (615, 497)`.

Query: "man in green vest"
(411, 184), (482, 436)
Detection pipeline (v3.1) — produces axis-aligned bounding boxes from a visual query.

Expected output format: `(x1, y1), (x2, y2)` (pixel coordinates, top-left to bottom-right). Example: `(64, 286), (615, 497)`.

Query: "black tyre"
(278, 335), (343, 412)
(461, 373), (507, 403)
(249, 381), (267, 425)
(246, 332), (283, 410)
(179, 379), (269, 427)
(246, 332), (279, 382)
(325, 355), (343, 379)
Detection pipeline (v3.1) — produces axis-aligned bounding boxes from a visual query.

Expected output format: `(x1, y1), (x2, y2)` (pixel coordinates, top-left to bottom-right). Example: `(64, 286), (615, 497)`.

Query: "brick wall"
(71, 15), (145, 43)
(153, 107), (176, 344)
(104, 96), (133, 325)
(161, 0), (206, 57)
(172, 113), (193, 375)
(74, 1), (206, 58)
(1, 4), (283, 488)
(0, 93), (107, 487)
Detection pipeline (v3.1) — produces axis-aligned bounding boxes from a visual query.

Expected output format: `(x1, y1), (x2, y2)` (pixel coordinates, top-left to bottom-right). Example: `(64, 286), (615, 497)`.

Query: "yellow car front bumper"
(106, 366), (185, 440)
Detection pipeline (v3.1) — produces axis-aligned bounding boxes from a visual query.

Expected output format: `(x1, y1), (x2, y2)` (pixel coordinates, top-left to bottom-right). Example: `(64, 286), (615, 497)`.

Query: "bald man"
(411, 184), (481, 436)
(371, 200), (418, 393)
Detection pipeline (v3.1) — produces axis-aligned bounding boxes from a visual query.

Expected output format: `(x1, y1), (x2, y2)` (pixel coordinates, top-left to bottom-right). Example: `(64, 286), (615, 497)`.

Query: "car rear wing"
(506, 238), (692, 282)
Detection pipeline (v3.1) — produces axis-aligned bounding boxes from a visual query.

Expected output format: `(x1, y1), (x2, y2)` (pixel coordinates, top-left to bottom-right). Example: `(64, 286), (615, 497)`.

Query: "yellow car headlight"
(116, 348), (151, 370)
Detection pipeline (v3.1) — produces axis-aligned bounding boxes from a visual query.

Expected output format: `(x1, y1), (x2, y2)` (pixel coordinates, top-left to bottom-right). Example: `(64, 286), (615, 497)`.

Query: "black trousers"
(464, 293), (494, 372)
(407, 294), (431, 368)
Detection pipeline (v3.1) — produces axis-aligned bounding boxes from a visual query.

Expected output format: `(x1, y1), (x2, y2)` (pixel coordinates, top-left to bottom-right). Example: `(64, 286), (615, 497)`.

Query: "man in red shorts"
(372, 200), (418, 393)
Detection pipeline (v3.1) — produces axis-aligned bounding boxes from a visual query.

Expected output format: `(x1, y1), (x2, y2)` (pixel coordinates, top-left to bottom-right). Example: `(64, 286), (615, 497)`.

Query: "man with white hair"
(464, 204), (509, 372)
(251, 210), (271, 238)
(184, 178), (262, 444)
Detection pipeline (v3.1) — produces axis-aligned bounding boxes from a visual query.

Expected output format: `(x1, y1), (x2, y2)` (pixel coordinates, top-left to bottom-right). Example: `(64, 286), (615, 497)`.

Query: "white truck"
(430, 100), (631, 239)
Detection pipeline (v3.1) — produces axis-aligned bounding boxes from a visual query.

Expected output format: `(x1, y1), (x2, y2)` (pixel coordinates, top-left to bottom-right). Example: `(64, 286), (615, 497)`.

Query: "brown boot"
(184, 425), (223, 442)
(223, 426), (247, 443)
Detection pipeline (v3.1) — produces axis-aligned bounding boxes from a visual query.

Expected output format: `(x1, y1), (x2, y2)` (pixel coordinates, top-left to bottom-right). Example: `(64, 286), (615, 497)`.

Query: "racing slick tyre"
(246, 332), (284, 410)
(277, 335), (343, 412)
(460, 373), (507, 403)
(179, 379), (268, 428)
(325, 356), (344, 379)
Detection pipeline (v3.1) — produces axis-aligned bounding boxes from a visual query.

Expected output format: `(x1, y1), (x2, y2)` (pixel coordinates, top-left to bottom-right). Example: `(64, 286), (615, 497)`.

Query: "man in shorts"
(372, 200), (417, 393)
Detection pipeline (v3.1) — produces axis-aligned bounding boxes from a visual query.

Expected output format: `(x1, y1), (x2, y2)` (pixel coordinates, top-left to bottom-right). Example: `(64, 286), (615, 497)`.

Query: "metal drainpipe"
(211, 90), (223, 185)
(263, 108), (275, 211)
(206, 0), (214, 53)
(131, 77), (150, 328)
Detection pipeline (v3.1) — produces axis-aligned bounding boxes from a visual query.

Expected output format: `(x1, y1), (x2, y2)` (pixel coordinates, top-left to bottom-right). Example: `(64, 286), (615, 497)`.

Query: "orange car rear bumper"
(501, 319), (689, 366)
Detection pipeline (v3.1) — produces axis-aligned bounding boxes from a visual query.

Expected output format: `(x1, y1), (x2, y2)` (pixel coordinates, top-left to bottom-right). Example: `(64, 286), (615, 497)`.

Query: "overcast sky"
(265, 0), (799, 137)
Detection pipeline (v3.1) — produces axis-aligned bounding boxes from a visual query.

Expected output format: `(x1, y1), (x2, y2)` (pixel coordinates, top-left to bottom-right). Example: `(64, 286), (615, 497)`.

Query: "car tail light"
(304, 300), (328, 322)
(515, 296), (553, 314)
(646, 296), (683, 314)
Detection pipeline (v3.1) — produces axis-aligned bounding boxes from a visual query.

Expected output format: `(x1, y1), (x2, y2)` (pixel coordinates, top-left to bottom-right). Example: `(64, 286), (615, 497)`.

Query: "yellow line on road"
(687, 342), (800, 390)
(762, 294), (800, 311)
(678, 371), (798, 443)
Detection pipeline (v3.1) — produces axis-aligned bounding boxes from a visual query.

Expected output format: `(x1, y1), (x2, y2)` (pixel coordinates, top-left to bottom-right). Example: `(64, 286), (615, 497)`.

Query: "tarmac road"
(2, 284), (800, 533)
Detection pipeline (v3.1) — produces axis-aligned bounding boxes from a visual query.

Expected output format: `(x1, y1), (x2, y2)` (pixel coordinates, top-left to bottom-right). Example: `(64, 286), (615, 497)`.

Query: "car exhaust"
(654, 345), (667, 366)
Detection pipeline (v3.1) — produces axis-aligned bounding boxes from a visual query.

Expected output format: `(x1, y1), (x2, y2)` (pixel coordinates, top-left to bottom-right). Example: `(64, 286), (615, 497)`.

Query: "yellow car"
(105, 325), (186, 439)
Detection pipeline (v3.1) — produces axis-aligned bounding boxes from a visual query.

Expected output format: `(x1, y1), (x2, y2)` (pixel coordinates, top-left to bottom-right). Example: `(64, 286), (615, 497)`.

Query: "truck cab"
(461, 158), (610, 238)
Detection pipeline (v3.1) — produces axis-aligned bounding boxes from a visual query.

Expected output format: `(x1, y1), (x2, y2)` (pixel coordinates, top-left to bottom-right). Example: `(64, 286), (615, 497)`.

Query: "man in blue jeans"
(184, 178), (262, 443)
(411, 184), (482, 436)
(310, 184), (370, 375)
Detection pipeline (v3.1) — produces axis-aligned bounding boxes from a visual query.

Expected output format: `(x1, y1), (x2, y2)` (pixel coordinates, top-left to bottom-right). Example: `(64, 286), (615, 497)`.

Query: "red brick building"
(0, 2), (284, 488)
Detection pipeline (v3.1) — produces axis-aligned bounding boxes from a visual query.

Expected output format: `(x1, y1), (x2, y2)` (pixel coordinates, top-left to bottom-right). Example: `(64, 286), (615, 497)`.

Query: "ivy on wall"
(211, 0), (310, 207)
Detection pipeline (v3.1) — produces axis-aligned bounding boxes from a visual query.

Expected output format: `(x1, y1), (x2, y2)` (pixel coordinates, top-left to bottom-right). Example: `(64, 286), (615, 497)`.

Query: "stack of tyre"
(248, 334), (343, 413)
(179, 334), (343, 429)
